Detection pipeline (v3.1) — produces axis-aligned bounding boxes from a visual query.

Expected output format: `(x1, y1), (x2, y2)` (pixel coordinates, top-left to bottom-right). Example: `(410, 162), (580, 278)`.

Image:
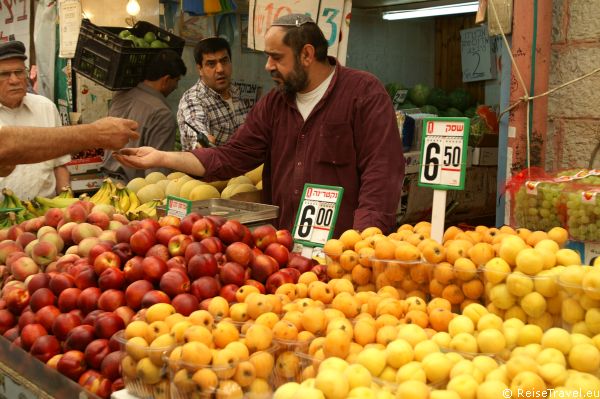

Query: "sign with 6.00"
(418, 117), (470, 190)
(293, 184), (344, 247)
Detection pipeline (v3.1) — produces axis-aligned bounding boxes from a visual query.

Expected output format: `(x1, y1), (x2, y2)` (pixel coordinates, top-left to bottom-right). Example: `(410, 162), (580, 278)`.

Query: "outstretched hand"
(113, 147), (163, 170)
(92, 117), (140, 150)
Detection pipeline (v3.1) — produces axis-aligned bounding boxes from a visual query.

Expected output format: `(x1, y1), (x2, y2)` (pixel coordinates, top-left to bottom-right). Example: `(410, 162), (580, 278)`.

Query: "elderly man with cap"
(116, 14), (404, 236)
(0, 40), (71, 199)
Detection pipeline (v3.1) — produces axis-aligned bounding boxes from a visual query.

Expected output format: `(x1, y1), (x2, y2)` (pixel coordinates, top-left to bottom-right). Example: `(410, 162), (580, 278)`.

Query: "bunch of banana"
(111, 183), (140, 214)
(0, 188), (34, 226)
(89, 179), (117, 205)
(0, 188), (24, 210)
(56, 186), (74, 199)
(126, 199), (162, 220)
(22, 199), (46, 217)
(0, 211), (18, 228)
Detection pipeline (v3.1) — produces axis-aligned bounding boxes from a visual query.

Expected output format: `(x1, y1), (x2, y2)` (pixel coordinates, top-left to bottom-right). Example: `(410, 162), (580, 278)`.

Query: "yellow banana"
(56, 186), (74, 199)
(118, 190), (131, 213)
(127, 189), (140, 212)
(90, 180), (112, 205)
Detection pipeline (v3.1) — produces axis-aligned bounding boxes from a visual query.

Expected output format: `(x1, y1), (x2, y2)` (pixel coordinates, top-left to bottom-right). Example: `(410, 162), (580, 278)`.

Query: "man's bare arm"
(0, 117), (139, 166)
(114, 147), (206, 177)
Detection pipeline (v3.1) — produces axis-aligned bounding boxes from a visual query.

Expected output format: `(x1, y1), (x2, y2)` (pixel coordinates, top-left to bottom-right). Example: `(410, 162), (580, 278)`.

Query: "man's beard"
(273, 57), (308, 95)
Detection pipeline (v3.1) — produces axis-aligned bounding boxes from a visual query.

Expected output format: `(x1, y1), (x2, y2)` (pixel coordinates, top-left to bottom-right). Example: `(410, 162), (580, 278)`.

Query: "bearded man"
(115, 14), (405, 236)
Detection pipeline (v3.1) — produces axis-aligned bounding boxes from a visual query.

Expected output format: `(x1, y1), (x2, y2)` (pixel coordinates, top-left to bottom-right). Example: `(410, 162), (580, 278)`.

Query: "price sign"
(418, 117), (470, 190)
(292, 184), (344, 248)
(165, 195), (192, 219)
(247, 0), (351, 60)
(0, 0), (30, 58)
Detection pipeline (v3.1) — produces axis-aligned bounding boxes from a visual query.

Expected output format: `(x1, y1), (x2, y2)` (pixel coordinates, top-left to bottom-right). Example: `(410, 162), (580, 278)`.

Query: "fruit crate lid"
(158, 198), (279, 224)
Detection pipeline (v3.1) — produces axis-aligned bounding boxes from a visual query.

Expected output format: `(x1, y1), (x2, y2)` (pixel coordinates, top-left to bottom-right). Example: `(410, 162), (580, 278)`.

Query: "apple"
(140, 290), (171, 308)
(81, 309), (106, 327)
(77, 237), (100, 258)
(190, 276), (221, 301)
(54, 254), (81, 273)
(87, 241), (113, 264)
(52, 312), (82, 341)
(35, 305), (61, 331)
(264, 242), (290, 268)
(288, 253), (315, 273)
(73, 267), (98, 290)
(159, 215), (181, 228)
(86, 211), (110, 230)
(219, 220), (247, 244)
(115, 225), (138, 244)
(5, 286), (30, 314)
(71, 223), (102, 245)
(100, 350), (121, 381)
(10, 256), (39, 281)
(44, 208), (64, 228)
(241, 225), (254, 247)
(139, 218), (161, 233)
(200, 236), (225, 255)
(57, 287), (81, 313)
(171, 293), (199, 316)
(29, 288), (56, 312)
(93, 251), (121, 276)
(79, 369), (112, 399)
(20, 323), (47, 351)
(3, 326), (19, 341)
(311, 264), (328, 281)
(244, 279), (266, 294)
(155, 225), (181, 246)
(129, 228), (156, 256)
(30, 334), (61, 363)
(265, 270), (295, 294)
(166, 256), (187, 272)
(145, 244), (170, 262)
(6, 225), (24, 241)
(77, 287), (101, 315)
(0, 309), (16, 334)
(16, 232), (36, 249)
(64, 324), (95, 351)
(64, 202), (88, 223)
(142, 256), (168, 284)
(84, 338), (110, 369)
(125, 280), (154, 310)
(276, 229), (294, 251)
(168, 234), (193, 257)
(111, 242), (133, 264)
(180, 213), (202, 235)
(17, 310), (37, 331)
(184, 242), (209, 262)
(97, 230), (117, 245)
(188, 253), (219, 279)
(206, 215), (227, 230)
(111, 213), (129, 224)
(97, 269), (124, 292)
(123, 256), (144, 283)
(49, 272), (76, 296)
(252, 225), (278, 251)
(114, 305), (134, 325)
(98, 289), (126, 312)
(225, 242), (253, 267)
(219, 284), (239, 303)
(94, 312), (125, 340)
(279, 267), (301, 282)
(191, 218), (217, 241)
(220, 262), (246, 287)
(159, 270), (190, 297)
(250, 254), (280, 283)
(57, 350), (87, 381)
(0, 241), (23, 264)
(26, 273), (51, 295)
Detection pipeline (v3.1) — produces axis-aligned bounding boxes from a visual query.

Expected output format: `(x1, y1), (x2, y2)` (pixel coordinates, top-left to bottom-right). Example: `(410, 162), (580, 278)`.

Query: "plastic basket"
(73, 19), (185, 90)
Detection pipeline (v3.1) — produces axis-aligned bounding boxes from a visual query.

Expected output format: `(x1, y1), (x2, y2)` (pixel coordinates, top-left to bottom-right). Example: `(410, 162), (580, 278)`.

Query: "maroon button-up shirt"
(192, 58), (405, 236)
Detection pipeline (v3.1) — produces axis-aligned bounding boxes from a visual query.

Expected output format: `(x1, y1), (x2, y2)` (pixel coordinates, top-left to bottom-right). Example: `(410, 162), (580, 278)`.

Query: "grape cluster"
(513, 182), (564, 231)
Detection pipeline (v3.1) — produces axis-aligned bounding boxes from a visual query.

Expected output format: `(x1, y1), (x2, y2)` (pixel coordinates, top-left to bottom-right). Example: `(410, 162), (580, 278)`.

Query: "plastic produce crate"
(73, 19), (185, 91)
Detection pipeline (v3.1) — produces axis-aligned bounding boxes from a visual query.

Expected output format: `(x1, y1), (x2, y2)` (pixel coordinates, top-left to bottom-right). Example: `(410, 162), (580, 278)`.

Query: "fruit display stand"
(0, 334), (101, 399)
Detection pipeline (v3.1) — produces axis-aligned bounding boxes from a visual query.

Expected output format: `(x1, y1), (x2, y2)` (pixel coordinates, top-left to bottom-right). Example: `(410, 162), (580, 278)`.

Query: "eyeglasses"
(0, 68), (28, 81)
(271, 14), (315, 28)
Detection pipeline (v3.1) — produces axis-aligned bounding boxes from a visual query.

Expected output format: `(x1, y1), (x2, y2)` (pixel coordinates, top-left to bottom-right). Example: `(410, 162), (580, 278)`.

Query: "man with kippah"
(0, 40), (71, 200)
(116, 14), (405, 236)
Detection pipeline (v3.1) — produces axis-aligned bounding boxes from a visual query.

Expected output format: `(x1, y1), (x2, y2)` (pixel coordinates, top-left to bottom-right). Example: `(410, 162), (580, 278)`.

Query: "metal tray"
(160, 198), (279, 225)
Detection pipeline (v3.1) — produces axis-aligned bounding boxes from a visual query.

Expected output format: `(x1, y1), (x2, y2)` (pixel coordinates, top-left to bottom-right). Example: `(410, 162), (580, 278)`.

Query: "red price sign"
(0, 0), (29, 44)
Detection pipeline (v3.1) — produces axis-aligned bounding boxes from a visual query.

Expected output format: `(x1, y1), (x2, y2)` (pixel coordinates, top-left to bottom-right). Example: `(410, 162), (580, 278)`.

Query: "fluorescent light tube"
(382, 1), (480, 20)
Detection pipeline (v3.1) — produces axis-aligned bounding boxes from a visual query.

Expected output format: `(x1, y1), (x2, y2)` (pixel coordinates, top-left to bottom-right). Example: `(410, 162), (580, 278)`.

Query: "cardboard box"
(70, 171), (105, 192)
(66, 157), (103, 174)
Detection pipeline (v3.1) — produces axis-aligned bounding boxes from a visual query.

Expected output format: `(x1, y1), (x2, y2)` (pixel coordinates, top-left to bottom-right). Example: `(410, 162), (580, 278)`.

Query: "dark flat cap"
(272, 13), (315, 27)
(0, 41), (27, 62)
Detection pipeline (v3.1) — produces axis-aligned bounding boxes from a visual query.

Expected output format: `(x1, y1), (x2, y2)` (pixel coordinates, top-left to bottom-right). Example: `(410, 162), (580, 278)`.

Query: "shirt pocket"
(316, 122), (355, 166)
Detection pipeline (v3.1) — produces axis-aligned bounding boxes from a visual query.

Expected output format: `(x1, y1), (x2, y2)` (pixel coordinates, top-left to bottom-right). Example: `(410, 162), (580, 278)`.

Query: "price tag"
(165, 195), (192, 219)
(418, 117), (470, 190)
(292, 184), (344, 248)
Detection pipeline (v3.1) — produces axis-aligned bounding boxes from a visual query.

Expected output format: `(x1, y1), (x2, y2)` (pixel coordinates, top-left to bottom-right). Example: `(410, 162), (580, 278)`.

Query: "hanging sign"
(419, 117), (470, 190)
(460, 25), (496, 82)
(293, 184), (343, 250)
(0, 0), (30, 58)
(165, 195), (192, 219)
(247, 0), (351, 62)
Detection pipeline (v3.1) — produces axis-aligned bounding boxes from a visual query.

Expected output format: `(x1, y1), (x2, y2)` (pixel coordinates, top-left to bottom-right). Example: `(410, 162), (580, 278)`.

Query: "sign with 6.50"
(293, 184), (344, 247)
(418, 117), (470, 190)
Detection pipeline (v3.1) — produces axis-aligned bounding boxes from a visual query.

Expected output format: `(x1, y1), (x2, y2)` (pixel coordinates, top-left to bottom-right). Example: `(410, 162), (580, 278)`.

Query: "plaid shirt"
(177, 80), (253, 150)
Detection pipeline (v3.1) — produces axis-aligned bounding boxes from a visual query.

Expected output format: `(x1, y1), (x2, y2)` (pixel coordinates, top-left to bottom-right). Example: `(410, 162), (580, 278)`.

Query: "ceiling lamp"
(126, 0), (141, 16)
(382, 1), (479, 20)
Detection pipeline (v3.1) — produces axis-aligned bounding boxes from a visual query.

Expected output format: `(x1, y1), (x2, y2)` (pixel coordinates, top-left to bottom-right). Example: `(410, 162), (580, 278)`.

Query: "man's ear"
(301, 44), (316, 66)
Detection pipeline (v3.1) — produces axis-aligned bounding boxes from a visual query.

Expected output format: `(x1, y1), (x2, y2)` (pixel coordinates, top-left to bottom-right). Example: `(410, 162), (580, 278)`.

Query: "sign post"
(292, 184), (344, 258)
(418, 117), (470, 242)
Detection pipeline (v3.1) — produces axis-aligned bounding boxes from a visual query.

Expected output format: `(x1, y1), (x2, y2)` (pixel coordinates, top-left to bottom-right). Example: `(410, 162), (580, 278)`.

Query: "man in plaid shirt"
(177, 37), (253, 150)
